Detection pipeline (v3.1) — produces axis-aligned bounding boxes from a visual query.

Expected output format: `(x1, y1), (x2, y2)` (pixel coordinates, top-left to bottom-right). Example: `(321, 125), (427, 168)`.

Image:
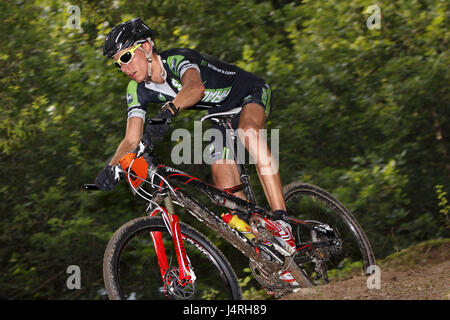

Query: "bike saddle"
(200, 107), (242, 124)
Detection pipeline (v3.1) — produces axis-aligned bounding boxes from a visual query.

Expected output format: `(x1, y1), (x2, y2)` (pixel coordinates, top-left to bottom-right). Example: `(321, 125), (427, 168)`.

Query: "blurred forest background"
(0, 0), (448, 299)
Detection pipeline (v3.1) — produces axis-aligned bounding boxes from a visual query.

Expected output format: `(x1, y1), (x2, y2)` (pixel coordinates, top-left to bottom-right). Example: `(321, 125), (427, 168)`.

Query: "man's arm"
(108, 116), (144, 165)
(171, 68), (205, 113)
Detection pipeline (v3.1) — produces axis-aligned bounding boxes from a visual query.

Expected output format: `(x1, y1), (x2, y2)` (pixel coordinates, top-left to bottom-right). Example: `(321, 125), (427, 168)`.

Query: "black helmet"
(103, 17), (153, 59)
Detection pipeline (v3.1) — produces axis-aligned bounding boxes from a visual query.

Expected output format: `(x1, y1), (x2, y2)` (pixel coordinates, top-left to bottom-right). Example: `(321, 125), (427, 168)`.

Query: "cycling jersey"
(126, 48), (271, 120)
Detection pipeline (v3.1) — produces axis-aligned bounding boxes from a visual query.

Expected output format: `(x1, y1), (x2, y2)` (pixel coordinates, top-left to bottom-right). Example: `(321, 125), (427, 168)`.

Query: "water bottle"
(221, 213), (255, 240)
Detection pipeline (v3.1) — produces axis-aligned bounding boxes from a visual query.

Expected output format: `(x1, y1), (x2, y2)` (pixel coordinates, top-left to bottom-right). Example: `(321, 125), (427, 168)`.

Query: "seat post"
(201, 107), (258, 205)
(219, 119), (257, 205)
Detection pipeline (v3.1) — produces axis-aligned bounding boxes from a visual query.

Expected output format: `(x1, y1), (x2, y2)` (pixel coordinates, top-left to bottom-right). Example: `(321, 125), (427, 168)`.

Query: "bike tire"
(283, 181), (376, 285)
(103, 216), (242, 300)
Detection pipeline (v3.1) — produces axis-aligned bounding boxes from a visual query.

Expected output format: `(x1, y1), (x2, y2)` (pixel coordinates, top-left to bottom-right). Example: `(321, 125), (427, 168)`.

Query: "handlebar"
(84, 115), (166, 192)
(84, 138), (154, 192)
(147, 117), (167, 125)
(84, 184), (99, 191)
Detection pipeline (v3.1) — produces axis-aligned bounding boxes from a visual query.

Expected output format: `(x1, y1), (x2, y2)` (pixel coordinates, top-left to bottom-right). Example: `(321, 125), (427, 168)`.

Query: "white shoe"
(279, 270), (300, 286)
(265, 219), (296, 256)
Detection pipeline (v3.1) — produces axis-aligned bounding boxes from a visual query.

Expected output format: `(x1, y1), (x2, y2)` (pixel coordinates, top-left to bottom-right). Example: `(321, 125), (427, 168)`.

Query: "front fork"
(149, 197), (195, 292)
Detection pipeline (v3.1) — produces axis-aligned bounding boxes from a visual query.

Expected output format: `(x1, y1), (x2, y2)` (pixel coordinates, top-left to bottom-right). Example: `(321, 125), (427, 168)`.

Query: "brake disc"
(163, 267), (196, 300)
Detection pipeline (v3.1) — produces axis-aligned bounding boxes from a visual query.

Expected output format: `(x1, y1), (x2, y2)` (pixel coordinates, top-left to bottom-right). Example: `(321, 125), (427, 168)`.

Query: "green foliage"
(239, 267), (271, 300)
(1, 0), (449, 299)
(335, 153), (411, 256)
(327, 259), (364, 281)
(435, 185), (450, 229)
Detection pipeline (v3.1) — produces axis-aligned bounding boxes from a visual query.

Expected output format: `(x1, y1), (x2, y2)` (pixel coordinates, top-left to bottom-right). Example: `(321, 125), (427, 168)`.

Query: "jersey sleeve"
(165, 48), (201, 80)
(126, 80), (147, 120)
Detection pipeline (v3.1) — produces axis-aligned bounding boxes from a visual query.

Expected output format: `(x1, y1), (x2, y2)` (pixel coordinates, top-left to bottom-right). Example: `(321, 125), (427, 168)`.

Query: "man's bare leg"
(237, 103), (286, 212)
(211, 160), (246, 200)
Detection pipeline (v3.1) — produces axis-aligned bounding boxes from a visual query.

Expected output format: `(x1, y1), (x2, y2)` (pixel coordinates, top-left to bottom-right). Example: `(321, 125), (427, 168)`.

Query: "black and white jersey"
(126, 48), (266, 121)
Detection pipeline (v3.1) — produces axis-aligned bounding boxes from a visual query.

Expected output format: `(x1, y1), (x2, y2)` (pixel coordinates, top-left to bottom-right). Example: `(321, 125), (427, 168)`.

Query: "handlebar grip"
(83, 184), (99, 191)
(148, 118), (166, 125)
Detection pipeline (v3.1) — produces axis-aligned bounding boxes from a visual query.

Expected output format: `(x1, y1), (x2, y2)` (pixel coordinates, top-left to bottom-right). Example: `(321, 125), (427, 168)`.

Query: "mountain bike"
(84, 107), (375, 300)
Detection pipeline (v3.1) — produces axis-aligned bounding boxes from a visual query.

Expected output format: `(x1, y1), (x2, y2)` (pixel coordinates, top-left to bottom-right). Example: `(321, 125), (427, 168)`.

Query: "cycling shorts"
(207, 83), (273, 164)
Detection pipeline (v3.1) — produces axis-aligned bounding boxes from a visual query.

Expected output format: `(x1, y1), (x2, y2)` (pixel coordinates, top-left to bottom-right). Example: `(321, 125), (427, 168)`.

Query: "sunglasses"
(114, 43), (143, 69)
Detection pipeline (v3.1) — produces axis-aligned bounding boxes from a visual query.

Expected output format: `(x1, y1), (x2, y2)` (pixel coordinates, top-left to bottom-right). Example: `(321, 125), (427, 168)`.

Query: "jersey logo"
(201, 87), (232, 104)
(158, 93), (167, 102)
(171, 78), (183, 91)
(126, 93), (133, 105)
(167, 55), (185, 77)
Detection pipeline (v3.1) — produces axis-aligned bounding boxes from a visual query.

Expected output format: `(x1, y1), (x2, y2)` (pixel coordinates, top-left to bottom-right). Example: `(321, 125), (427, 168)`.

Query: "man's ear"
(142, 41), (152, 53)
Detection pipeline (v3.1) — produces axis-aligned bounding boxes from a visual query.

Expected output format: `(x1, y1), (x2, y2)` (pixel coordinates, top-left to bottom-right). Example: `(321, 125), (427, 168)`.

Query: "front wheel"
(103, 216), (242, 300)
(284, 182), (375, 285)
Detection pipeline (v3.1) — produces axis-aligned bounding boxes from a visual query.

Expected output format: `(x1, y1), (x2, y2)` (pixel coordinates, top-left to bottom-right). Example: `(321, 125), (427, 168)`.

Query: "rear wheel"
(103, 216), (242, 300)
(284, 182), (375, 285)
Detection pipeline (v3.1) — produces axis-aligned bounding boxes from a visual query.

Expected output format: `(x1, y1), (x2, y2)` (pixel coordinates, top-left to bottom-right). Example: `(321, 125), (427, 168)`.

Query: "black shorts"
(207, 83), (273, 164)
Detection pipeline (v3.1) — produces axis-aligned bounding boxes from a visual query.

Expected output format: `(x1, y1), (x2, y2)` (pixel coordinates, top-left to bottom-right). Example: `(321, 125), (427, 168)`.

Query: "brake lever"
(113, 165), (122, 181)
(135, 141), (147, 158)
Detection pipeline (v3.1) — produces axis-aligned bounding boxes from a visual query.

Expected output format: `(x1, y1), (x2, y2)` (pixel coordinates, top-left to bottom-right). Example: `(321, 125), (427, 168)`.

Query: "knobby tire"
(103, 216), (242, 300)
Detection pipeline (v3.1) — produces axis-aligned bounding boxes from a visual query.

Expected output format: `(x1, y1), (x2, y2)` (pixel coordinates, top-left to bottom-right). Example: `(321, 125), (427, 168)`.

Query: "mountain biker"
(95, 17), (295, 256)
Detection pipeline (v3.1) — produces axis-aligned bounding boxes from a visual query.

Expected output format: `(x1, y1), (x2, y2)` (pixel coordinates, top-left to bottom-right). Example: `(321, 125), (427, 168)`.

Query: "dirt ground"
(283, 239), (450, 300)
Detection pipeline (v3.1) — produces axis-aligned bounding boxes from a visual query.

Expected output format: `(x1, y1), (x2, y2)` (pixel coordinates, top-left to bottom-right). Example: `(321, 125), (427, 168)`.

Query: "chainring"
(249, 259), (288, 290)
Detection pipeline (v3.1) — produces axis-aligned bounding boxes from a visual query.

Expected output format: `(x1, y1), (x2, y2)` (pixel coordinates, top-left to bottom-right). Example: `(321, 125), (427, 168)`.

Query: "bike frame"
(142, 111), (268, 290)
(134, 111), (320, 293)
(85, 109), (317, 293)
(145, 154), (322, 293)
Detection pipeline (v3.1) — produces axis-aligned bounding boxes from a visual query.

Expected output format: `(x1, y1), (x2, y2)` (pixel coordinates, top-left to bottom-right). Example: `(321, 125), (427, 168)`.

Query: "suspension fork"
(149, 197), (194, 287)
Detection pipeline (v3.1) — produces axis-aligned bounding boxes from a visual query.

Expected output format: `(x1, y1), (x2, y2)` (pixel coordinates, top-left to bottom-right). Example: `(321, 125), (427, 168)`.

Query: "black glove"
(95, 165), (118, 191)
(145, 108), (174, 143)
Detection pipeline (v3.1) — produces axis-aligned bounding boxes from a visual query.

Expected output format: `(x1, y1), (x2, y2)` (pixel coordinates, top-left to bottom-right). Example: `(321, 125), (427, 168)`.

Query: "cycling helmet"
(103, 17), (153, 59)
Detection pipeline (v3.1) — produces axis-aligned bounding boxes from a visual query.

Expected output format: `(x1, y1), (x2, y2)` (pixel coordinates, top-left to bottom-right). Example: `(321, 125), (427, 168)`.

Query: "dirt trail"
(283, 239), (450, 300)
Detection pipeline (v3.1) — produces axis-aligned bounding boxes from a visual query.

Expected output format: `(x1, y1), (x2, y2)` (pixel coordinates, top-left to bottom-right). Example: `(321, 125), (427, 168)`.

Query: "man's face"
(113, 42), (150, 83)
